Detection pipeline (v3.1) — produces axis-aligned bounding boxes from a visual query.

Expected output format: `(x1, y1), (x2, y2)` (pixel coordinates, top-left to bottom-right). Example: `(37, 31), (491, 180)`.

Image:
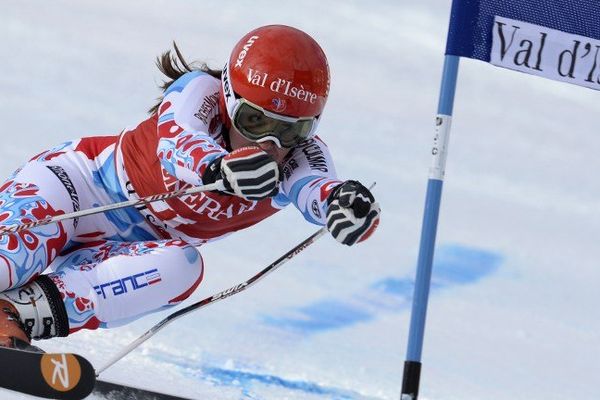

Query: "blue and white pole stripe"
(401, 55), (460, 400)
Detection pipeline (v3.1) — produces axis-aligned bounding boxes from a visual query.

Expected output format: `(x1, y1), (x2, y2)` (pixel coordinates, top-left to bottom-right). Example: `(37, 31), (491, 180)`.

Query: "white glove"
(204, 146), (279, 201)
(326, 180), (380, 246)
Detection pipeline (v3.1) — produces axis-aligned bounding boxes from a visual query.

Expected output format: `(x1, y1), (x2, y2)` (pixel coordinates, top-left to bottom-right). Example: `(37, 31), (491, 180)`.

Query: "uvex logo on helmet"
(234, 35), (259, 68)
(224, 25), (330, 119)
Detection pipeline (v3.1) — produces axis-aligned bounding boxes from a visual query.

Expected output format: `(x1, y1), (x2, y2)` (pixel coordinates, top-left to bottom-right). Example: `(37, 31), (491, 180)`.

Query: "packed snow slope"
(0, 1), (598, 399)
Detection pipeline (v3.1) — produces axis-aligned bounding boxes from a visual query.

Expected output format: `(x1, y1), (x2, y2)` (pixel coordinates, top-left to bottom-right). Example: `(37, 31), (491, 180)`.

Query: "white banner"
(429, 115), (452, 181)
(491, 16), (600, 91)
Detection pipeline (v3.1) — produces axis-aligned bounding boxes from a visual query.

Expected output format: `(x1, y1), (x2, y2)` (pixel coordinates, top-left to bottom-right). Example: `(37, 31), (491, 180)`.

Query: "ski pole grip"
(213, 179), (226, 192)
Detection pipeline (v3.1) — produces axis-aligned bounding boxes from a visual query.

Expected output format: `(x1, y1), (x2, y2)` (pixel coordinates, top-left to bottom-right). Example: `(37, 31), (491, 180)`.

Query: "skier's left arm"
(280, 137), (380, 246)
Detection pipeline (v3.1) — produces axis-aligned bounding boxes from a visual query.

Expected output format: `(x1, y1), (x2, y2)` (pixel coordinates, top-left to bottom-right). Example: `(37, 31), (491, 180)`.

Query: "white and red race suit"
(0, 71), (341, 333)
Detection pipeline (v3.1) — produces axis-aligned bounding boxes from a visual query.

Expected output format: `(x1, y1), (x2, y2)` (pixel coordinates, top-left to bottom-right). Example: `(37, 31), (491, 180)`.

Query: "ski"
(0, 346), (95, 399)
(94, 379), (193, 399)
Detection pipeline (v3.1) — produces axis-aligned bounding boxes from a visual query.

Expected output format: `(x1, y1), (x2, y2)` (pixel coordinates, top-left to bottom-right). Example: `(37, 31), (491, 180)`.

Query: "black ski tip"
(0, 347), (95, 400)
(39, 353), (96, 399)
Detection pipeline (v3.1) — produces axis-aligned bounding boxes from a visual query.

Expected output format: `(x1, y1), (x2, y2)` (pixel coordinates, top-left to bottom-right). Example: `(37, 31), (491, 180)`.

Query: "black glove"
(326, 180), (380, 246)
(203, 146), (279, 201)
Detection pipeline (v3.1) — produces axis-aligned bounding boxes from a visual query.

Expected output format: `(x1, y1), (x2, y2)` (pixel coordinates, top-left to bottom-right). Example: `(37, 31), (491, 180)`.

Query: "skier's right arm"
(155, 71), (278, 200)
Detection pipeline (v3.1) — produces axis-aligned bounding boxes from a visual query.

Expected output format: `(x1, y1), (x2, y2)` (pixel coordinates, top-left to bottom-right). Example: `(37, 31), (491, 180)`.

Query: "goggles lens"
(233, 100), (315, 148)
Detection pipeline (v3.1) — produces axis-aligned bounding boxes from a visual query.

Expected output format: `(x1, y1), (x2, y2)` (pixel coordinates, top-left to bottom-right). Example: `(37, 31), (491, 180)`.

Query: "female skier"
(0, 25), (380, 349)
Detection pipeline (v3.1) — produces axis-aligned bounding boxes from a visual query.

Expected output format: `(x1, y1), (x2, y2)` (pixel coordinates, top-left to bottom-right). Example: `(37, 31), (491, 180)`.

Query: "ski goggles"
(231, 98), (318, 148)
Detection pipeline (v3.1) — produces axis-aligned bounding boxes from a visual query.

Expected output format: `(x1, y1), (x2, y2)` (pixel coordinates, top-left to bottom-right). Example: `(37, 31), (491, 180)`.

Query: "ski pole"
(0, 181), (226, 235)
(95, 225), (329, 376)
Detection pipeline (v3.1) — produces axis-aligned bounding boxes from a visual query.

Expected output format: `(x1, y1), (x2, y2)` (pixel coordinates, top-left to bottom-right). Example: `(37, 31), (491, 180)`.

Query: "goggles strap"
(221, 62), (239, 119)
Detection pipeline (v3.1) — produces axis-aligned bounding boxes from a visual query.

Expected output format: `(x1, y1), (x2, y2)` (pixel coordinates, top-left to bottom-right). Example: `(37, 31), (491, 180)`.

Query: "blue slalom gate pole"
(400, 55), (460, 400)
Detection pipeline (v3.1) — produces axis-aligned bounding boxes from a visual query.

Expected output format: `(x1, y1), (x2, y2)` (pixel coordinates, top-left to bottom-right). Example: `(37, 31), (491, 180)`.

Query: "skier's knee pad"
(157, 242), (204, 304)
(0, 275), (69, 340)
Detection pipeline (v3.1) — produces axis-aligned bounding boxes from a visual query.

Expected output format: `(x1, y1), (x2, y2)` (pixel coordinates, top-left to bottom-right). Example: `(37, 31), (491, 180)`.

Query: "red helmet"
(221, 25), (330, 148)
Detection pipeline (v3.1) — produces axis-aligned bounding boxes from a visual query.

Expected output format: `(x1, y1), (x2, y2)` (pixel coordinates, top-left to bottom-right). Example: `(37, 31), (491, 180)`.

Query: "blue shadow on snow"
(203, 366), (360, 399)
(263, 244), (502, 334)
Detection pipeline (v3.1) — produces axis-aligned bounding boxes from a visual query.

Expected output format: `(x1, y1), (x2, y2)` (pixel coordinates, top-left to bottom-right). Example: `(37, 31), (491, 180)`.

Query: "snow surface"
(0, 1), (599, 399)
